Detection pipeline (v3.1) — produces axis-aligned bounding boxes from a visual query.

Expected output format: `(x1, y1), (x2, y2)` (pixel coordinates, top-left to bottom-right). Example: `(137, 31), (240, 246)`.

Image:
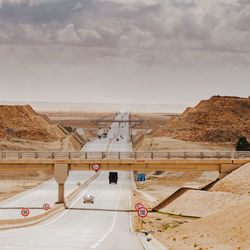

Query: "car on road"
(83, 194), (94, 203)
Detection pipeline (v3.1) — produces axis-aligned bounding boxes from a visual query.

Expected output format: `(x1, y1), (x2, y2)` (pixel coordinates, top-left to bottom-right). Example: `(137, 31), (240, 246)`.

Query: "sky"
(0, 0), (249, 107)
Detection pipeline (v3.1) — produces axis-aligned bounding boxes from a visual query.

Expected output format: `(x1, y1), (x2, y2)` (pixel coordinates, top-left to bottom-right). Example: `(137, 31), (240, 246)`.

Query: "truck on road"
(109, 172), (118, 184)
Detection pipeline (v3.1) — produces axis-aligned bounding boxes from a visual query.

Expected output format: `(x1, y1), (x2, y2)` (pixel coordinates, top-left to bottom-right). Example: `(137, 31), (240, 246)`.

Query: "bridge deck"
(0, 151), (249, 172)
(0, 151), (249, 160)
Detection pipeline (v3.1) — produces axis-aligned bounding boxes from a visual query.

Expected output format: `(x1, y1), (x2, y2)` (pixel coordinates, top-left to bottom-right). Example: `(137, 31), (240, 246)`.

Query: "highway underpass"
(0, 151), (249, 204)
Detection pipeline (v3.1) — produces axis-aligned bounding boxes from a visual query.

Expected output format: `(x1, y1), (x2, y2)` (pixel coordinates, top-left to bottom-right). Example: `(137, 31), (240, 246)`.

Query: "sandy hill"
(155, 200), (250, 249)
(211, 162), (250, 194)
(153, 96), (250, 143)
(0, 105), (82, 151)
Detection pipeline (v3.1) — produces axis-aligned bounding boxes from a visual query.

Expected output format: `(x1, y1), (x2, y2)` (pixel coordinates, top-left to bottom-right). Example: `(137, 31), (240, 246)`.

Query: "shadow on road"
(66, 207), (138, 213)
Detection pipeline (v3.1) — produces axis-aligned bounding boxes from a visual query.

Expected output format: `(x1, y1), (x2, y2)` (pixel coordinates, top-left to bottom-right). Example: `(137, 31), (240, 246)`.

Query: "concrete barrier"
(0, 203), (64, 230)
(65, 172), (100, 207)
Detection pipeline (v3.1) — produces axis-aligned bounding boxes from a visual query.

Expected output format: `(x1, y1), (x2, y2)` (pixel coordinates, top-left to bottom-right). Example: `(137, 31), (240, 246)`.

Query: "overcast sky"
(0, 0), (249, 107)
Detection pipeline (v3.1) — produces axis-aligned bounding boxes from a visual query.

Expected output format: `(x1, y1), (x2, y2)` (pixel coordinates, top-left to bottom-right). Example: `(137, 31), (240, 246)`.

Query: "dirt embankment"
(153, 96), (250, 144)
(0, 105), (82, 151)
(0, 170), (53, 202)
(136, 136), (234, 151)
(154, 200), (250, 250)
(132, 163), (250, 249)
(211, 162), (250, 195)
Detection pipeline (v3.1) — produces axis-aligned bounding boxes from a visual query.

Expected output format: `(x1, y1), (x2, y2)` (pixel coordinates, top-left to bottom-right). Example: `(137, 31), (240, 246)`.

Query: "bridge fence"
(0, 151), (249, 160)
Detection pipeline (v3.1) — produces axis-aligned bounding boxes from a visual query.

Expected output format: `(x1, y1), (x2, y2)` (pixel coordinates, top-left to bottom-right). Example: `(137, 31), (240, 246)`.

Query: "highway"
(0, 171), (95, 219)
(0, 111), (144, 249)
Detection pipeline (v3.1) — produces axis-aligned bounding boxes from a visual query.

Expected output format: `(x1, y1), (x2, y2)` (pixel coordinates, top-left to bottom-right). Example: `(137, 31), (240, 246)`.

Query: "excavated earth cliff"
(153, 96), (250, 143)
(0, 105), (82, 151)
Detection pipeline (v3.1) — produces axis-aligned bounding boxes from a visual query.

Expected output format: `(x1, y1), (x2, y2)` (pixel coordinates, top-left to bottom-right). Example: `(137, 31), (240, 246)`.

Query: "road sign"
(135, 203), (143, 211)
(137, 173), (146, 182)
(138, 207), (148, 218)
(43, 203), (50, 211)
(92, 163), (100, 172)
(21, 208), (30, 217)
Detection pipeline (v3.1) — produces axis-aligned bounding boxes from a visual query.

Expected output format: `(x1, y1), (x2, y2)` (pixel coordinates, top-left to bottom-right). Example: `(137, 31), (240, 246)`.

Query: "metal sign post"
(137, 207), (148, 230)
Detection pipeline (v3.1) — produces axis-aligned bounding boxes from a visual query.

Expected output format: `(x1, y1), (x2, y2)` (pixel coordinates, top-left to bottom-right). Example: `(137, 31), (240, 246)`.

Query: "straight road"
(0, 111), (144, 250)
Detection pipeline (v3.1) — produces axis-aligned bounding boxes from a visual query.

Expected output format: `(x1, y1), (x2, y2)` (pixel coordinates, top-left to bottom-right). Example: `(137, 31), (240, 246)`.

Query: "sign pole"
(137, 206), (148, 231)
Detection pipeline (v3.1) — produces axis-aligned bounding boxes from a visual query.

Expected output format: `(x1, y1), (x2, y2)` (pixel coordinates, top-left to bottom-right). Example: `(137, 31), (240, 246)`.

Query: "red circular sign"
(92, 163), (100, 172)
(135, 203), (143, 211)
(43, 203), (50, 211)
(138, 207), (148, 218)
(21, 208), (30, 217)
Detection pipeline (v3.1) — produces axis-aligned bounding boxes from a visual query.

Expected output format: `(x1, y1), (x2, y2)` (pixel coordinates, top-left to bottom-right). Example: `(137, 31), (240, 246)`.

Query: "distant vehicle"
(83, 194), (94, 203)
(103, 128), (108, 137)
(98, 128), (103, 139)
(109, 172), (118, 184)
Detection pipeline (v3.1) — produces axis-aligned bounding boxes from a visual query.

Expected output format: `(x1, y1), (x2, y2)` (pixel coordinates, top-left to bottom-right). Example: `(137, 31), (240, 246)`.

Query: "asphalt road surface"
(0, 111), (144, 250)
(0, 171), (94, 219)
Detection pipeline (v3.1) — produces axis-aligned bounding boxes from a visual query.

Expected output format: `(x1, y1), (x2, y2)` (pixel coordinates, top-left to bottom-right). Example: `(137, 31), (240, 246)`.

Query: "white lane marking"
(91, 174), (123, 249)
(0, 179), (94, 233)
(36, 185), (91, 228)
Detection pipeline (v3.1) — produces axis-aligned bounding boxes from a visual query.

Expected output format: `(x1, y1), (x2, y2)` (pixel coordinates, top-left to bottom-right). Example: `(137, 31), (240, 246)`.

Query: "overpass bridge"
(1, 151), (249, 204)
(95, 119), (143, 124)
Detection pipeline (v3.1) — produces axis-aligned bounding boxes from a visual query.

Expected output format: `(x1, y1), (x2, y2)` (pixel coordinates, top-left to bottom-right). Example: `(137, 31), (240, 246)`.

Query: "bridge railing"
(0, 151), (250, 160)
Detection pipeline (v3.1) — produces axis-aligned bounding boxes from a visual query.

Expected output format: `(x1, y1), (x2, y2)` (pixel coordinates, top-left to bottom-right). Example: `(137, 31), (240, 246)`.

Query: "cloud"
(78, 29), (102, 41)
(56, 23), (80, 44)
(0, 0), (249, 67)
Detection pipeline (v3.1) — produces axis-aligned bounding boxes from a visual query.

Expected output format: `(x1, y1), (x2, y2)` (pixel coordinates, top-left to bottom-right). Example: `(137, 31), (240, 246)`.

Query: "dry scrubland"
(0, 170), (53, 202)
(132, 163), (250, 249)
(44, 111), (115, 141)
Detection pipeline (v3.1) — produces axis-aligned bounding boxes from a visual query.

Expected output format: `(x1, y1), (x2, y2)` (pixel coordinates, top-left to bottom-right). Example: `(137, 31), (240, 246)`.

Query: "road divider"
(0, 172), (100, 230)
(0, 203), (64, 230)
(65, 172), (100, 207)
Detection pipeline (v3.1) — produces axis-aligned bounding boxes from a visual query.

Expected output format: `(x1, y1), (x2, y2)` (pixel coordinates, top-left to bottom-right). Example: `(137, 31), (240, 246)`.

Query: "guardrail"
(0, 151), (249, 160)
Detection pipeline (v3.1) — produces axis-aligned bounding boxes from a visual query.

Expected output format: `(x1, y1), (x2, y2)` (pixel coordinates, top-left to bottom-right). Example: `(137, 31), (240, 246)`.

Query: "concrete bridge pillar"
(54, 163), (69, 205)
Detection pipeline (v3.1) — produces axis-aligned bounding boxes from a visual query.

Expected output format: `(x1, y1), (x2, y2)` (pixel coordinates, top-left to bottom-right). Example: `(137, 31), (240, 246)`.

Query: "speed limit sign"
(21, 208), (30, 217)
(43, 203), (50, 211)
(138, 207), (148, 218)
(92, 163), (100, 172)
(135, 203), (143, 211)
